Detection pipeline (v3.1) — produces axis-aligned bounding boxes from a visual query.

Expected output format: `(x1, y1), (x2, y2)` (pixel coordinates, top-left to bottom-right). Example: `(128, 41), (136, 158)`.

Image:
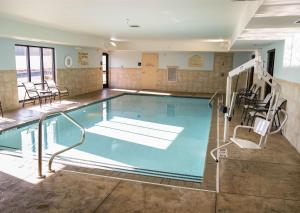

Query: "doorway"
(247, 54), (255, 89)
(102, 53), (109, 88)
(141, 53), (158, 90)
(265, 49), (275, 97)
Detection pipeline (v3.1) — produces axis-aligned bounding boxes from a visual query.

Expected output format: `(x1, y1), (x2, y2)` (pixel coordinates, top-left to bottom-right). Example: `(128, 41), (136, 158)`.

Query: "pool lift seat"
(231, 118), (270, 149)
(230, 108), (288, 150)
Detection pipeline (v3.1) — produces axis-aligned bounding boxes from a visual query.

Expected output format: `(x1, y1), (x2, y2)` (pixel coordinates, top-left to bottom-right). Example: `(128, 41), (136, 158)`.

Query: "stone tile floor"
(0, 89), (299, 212)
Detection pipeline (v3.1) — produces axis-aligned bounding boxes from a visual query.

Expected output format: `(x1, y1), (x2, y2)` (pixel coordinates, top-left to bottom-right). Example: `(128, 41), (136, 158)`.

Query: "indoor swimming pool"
(0, 94), (212, 182)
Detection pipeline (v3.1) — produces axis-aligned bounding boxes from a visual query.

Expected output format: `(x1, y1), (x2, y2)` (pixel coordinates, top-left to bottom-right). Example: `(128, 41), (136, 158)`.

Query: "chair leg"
(23, 93), (26, 107)
(242, 108), (249, 124)
(240, 108), (245, 125)
(0, 102), (3, 117)
(246, 114), (251, 126)
(276, 113), (282, 134)
(250, 115), (255, 127)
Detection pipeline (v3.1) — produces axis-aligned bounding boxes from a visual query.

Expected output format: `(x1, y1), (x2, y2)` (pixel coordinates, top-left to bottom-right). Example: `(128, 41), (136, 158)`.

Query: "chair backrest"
(263, 93), (272, 104)
(23, 82), (37, 91)
(276, 98), (287, 109)
(23, 82), (38, 97)
(250, 86), (260, 99)
(46, 80), (57, 88)
(249, 84), (256, 92)
(254, 117), (270, 136)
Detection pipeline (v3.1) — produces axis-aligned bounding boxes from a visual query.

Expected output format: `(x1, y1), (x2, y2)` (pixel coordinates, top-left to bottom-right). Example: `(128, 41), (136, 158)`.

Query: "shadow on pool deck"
(0, 89), (299, 212)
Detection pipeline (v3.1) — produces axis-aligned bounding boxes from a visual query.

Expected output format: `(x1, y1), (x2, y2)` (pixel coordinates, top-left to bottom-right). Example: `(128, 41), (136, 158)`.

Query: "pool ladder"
(38, 111), (85, 178)
(208, 90), (219, 107)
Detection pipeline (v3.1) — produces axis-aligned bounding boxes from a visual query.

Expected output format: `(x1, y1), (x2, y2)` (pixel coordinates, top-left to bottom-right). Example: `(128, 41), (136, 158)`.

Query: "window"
(43, 48), (55, 81)
(15, 45), (55, 101)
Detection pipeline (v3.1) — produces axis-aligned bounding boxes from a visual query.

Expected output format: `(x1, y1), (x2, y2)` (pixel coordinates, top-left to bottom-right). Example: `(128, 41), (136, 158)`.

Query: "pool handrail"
(209, 90), (219, 106)
(38, 111), (85, 178)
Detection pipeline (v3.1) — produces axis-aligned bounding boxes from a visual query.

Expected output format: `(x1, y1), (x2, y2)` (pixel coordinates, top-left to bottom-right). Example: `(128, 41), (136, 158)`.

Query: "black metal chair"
(22, 82), (53, 107)
(237, 86), (261, 108)
(247, 98), (287, 132)
(241, 92), (272, 124)
(45, 80), (69, 102)
(236, 84), (256, 106)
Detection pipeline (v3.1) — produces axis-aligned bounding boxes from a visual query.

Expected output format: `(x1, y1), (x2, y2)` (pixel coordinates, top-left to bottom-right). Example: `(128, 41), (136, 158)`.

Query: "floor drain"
(218, 148), (228, 158)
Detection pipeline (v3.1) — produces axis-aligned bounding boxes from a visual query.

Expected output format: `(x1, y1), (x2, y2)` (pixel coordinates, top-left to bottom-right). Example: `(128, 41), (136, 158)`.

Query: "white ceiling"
(1, 0), (299, 51)
(232, 0), (300, 50)
(0, 0), (249, 41)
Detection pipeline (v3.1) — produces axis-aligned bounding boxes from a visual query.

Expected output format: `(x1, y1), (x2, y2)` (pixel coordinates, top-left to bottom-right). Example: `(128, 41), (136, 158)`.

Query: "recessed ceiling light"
(129, 25), (141, 28)
(126, 18), (141, 28)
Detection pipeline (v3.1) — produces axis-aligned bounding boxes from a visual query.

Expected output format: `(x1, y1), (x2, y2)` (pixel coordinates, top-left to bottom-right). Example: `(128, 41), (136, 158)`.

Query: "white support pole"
(224, 76), (232, 142)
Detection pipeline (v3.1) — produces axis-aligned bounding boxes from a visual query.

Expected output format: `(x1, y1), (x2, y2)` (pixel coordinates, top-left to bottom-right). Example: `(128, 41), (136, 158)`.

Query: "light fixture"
(129, 25), (141, 28)
(126, 18), (141, 28)
(110, 41), (117, 47)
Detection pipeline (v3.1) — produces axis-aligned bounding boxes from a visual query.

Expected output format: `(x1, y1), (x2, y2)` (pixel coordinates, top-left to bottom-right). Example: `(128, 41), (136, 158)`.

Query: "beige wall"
(277, 79), (300, 153)
(0, 70), (19, 111)
(110, 68), (141, 90)
(110, 53), (234, 93)
(57, 68), (103, 97)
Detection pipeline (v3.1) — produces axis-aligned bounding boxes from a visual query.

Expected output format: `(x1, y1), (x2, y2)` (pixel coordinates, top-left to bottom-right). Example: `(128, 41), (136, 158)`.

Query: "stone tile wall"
(109, 68), (141, 90)
(277, 79), (300, 153)
(57, 68), (103, 97)
(110, 53), (235, 93)
(0, 70), (19, 111)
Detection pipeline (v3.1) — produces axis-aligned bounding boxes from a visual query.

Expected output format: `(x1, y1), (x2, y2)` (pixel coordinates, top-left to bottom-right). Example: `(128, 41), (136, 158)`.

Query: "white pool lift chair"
(210, 51), (288, 162)
(231, 117), (270, 149)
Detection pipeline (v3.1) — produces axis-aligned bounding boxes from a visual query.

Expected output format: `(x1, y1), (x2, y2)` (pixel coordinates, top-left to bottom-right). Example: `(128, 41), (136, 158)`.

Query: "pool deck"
(0, 89), (300, 212)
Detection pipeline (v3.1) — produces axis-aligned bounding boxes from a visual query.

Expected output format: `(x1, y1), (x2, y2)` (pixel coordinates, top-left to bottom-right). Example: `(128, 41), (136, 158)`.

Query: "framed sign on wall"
(188, 55), (204, 68)
(78, 52), (89, 66)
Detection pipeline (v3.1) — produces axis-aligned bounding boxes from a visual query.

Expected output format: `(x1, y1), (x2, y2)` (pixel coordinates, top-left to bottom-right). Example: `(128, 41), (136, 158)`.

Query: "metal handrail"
(208, 90), (219, 106)
(38, 111), (85, 178)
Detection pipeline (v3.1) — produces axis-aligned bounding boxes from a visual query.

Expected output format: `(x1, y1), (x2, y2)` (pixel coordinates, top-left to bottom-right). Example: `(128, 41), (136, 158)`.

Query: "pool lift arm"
(210, 53), (288, 162)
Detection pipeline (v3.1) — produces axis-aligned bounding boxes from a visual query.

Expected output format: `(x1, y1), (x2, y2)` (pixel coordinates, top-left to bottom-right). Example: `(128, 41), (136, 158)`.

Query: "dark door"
(102, 53), (109, 88)
(247, 54), (255, 89)
(265, 49), (275, 97)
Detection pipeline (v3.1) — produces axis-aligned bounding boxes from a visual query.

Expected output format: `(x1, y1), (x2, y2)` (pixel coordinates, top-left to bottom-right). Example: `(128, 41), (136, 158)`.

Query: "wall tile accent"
(277, 79), (300, 153)
(109, 68), (141, 90)
(110, 53), (237, 93)
(0, 70), (19, 111)
(57, 68), (102, 97)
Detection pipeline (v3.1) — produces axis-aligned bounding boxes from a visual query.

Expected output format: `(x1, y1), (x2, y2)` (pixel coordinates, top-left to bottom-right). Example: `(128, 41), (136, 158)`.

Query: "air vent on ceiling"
(167, 67), (177, 82)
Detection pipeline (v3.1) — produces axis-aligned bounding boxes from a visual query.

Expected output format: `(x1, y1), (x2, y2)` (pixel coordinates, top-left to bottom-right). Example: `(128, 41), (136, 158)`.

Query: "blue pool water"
(0, 94), (212, 182)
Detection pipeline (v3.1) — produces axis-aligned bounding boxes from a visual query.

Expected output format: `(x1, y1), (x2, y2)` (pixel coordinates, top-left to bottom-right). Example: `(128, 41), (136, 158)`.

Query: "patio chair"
(0, 100), (3, 117)
(236, 84), (256, 106)
(246, 98), (287, 132)
(240, 93), (272, 124)
(45, 80), (69, 102)
(22, 82), (53, 107)
(237, 86), (261, 107)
